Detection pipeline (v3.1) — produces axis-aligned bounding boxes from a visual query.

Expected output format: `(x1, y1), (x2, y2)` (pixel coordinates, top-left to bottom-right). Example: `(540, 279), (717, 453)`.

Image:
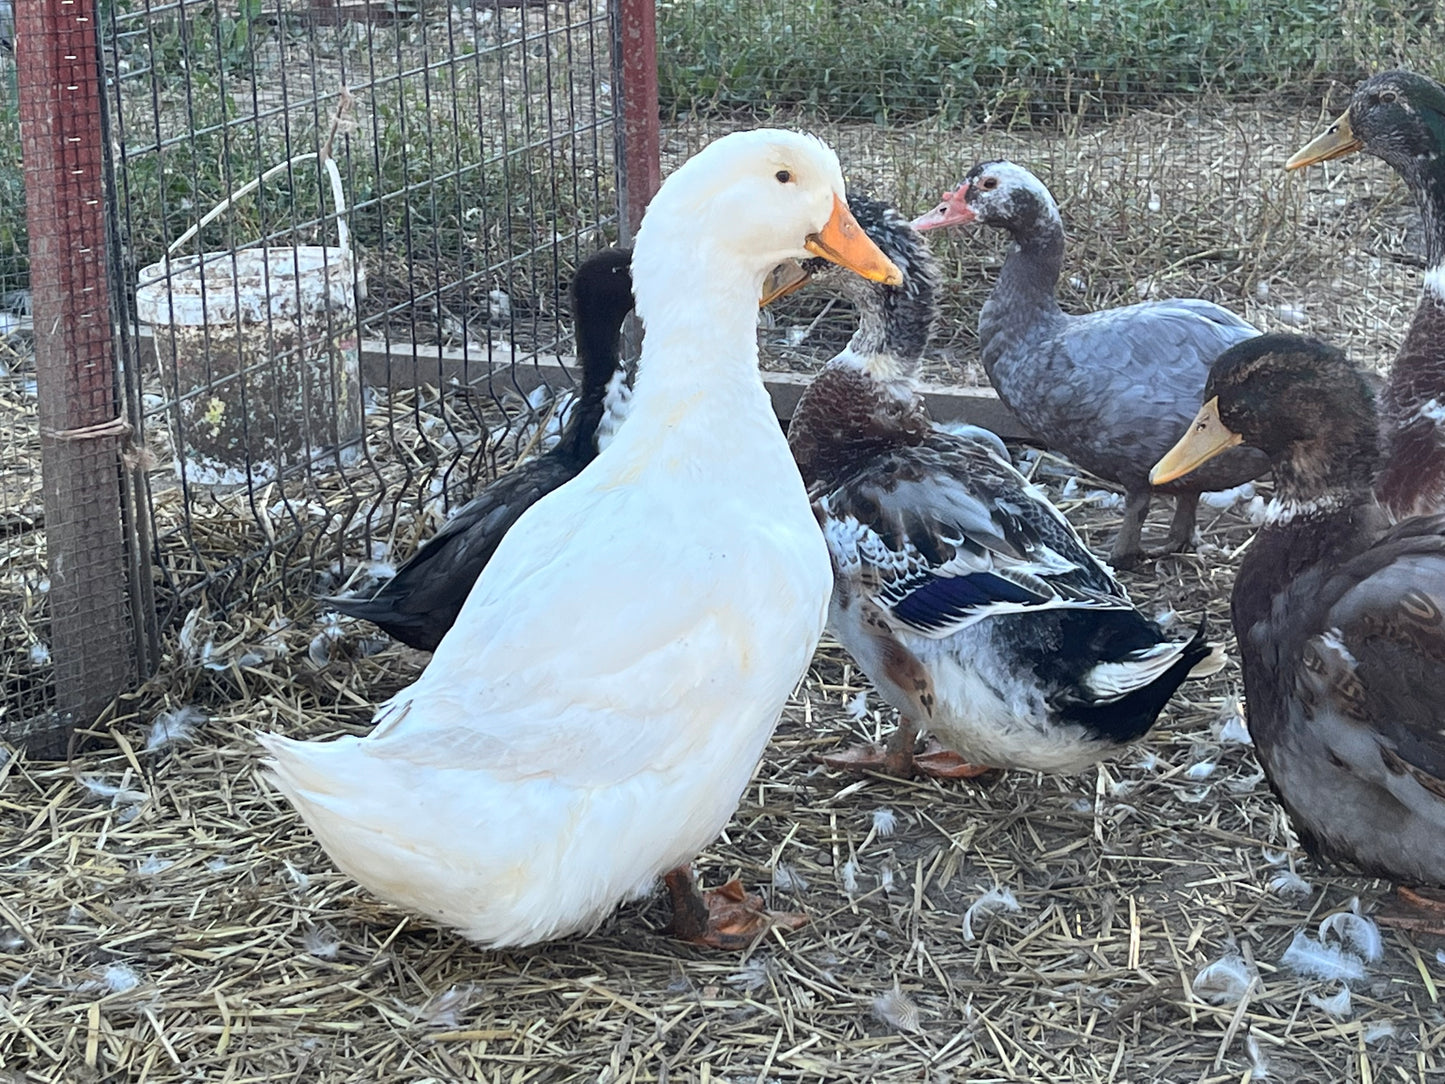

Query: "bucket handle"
(163, 151), (350, 260)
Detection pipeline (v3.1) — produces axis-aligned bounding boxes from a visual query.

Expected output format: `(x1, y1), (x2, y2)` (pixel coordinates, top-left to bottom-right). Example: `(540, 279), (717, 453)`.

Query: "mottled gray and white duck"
(788, 194), (1221, 780)
(1288, 69), (1445, 522)
(913, 161), (1269, 567)
(323, 248), (635, 651)
(1153, 333), (1445, 930)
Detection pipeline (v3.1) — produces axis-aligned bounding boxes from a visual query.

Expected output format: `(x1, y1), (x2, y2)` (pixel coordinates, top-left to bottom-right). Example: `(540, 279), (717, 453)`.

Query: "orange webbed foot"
(815, 735), (992, 780)
(664, 868), (807, 950)
(1377, 885), (1445, 935)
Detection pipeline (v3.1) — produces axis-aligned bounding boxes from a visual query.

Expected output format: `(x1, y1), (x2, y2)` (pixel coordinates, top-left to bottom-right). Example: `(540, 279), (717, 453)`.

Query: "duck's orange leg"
(663, 867), (807, 950)
(815, 716), (992, 780)
(1377, 885), (1445, 935)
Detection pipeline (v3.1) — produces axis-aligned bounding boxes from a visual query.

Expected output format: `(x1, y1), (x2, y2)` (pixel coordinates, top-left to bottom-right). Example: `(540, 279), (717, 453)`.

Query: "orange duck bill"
(805, 194), (904, 285)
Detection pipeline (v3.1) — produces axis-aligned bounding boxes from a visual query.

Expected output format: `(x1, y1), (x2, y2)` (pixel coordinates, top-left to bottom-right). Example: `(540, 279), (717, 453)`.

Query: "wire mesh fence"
(0, 0), (619, 747)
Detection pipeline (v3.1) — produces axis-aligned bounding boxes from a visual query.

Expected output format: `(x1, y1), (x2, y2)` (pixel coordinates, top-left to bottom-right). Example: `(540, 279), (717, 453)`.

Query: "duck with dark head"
(1153, 331), (1445, 930)
(1289, 69), (1445, 521)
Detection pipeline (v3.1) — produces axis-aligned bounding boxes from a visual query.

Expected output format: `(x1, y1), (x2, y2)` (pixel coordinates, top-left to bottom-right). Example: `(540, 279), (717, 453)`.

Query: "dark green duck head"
(1289, 70), (1445, 262)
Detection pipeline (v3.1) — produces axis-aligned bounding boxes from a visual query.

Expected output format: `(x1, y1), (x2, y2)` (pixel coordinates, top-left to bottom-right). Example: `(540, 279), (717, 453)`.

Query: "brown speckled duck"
(1153, 333), (1445, 929)
(789, 194), (1221, 780)
(1289, 70), (1445, 521)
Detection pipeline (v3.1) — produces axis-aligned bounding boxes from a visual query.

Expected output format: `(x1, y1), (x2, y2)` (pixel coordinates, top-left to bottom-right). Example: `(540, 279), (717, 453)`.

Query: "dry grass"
(2, 454), (1442, 1083)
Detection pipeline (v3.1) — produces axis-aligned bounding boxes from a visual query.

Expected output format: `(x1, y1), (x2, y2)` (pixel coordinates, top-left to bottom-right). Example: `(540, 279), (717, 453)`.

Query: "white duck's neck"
(621, 249), (778, 443)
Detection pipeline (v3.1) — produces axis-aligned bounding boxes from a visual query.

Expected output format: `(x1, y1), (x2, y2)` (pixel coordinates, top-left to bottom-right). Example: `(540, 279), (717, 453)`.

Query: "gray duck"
(913, 161), (1270, 567)
(1153, 333), (1445, 930)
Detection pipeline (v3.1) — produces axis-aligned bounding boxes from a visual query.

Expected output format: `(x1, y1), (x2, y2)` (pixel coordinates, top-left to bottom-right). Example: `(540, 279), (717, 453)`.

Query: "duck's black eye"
(1379, 89), (1398, 104)
(981, 176), (999, 191)
(775, 170), (793, 184)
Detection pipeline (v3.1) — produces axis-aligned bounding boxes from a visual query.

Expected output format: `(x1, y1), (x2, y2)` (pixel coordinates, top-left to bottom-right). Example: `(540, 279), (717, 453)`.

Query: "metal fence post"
(613, 0), (661, 241)
(15, 0), (132, 755)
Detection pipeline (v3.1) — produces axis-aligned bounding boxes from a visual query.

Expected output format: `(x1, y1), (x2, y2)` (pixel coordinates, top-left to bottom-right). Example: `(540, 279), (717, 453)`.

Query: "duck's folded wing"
(1317, 519), (1445, 798)
(820, 443), (1129, 639)
(354, 474), (825, 786)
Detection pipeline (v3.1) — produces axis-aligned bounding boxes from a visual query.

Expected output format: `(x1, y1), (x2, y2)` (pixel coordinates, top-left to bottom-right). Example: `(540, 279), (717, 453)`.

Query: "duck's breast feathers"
(369, 466), (828, 787)
(1304, 514), (1445, 789)
(819, 436), (1129, 639)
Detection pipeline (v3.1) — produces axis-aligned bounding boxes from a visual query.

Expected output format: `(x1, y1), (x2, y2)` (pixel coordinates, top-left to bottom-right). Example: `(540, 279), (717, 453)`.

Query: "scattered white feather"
(772, 864), (807, 892)
(1193, 955), (1256, 1005)
(1200, 482), (1256, 510)
(1245, 495), (1269, 524)
(145, 705), (205, 752)
(301, 925), (341, 960)
(204, 857), (229, 872)
(1134, 751), (1159, 771)
(1362, 1021), (1397, 1044)
(28, 641), (50, 667)
(85, 962), (140, 995)
(136, 855), (173, 876)
(80, 775), (147, 806)
(1262, 848), (1289, 865)
(1279, 931), (1365, 982)
(839, 858), (860, 896)
(879, 862), (896, 894)
(1186, 761), (1217, 780)
(871, 982), (922, 1033)
(871, 808), (897, 837)
(1307, 984), (1352, 1017)
(1060, 475), (1081, 498)
(283, 861), (310, 890)
(1084, 488), (1125, 510)
(1255, 280), (1271, 301)
(1318, 910), (1382, 963)
(845, 691), (869, 719)
(1275, 303), (1308, 327)
(414, 983), (484, 1028)
(1216, 696), (1251, 744)
(1153, 606), (1182, 630)
(1246, 1032), (1269, 1080)
(1268, 870), (1313, 899)
(1, 928), (24, 951)
(962, 887), (1020, 942)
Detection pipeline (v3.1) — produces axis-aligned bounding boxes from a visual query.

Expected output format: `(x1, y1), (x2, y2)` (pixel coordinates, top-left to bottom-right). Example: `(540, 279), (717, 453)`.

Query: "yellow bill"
(1150, 397), (1244, 484)
(760, 260), (812, 307)
(806, 194), (903, 286)
(1286, 109), (1362, 170)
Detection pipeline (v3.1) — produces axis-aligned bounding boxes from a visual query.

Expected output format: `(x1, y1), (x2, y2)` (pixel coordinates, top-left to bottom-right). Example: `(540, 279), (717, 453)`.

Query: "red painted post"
(614, 0), (661, 239)
(15, 0), (132, 754)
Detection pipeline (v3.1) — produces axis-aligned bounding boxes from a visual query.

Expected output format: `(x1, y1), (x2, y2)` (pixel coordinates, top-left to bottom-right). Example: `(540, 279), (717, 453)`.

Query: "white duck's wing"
(362, 462), (827, 786)
(820, 436), (1130, 640)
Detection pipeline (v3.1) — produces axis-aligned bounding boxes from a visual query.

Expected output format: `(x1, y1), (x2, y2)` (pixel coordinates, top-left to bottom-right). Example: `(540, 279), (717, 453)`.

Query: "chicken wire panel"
(0, 19), (53, 738)
(659, 0), (1443, 390)
(101, 0), (617, 659)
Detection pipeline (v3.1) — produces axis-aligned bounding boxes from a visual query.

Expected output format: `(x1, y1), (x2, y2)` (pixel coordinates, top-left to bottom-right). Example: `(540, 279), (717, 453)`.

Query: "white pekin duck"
(783, 194), (1223, 778)
(257, 130), (903, 949)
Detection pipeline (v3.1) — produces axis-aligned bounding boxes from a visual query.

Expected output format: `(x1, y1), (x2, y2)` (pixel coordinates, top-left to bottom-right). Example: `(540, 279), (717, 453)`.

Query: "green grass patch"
(659, 0), (1444, 123)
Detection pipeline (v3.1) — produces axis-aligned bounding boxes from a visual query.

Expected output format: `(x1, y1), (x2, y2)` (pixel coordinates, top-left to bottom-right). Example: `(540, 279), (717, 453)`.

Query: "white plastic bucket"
(135, 155), (365, 485)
